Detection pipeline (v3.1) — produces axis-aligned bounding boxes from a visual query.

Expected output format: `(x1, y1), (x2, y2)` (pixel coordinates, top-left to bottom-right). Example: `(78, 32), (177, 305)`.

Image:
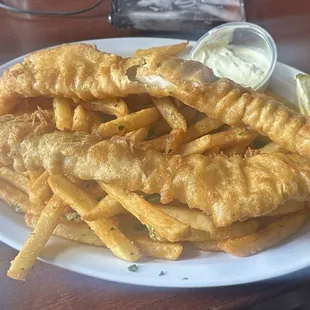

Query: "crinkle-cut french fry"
(25, 214), (105, 247)
(82, 194), (128, 221)
(0, 179), (38, 214)
(183, 117), (223, 143)
(185, 220), (260, 242)
(157, 205), (216, 232)
(152, 97), (187, 132)
(178, 128), (254, 156)
(218, 210), (307, 257)
(203, 146), (221, 156)
(98, 182), (191, 242)
(98, 107), (160, 139)
(29, 171), (52, 206)
(0, 167), (30, 194)
(53, 97), (73, 131)
(260, 142), (289, 154)
(135, 129), (184, 154)
(191, 240), (222, 252)
(82, 98), (129, 117)
(7, 195), (66, 280)
(72, 105), (89, 133)
(130, 235), (183, 260)
(265, 201), (305, 217)
(26, 169), (45, 183)
(48, 175), (141, 261)
(134, 42), (188, 57)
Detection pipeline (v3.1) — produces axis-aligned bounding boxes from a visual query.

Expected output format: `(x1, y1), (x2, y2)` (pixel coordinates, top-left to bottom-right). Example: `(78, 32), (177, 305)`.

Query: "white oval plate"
(0, 37), (309, 288)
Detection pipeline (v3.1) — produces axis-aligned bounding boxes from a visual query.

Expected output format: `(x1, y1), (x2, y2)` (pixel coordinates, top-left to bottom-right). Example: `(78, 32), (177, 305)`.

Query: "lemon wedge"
(295, 73), (310, 116)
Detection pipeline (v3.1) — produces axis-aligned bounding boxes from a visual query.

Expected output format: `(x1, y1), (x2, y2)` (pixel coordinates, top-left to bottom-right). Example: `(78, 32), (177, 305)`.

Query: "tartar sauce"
(191, 31), (270, 89)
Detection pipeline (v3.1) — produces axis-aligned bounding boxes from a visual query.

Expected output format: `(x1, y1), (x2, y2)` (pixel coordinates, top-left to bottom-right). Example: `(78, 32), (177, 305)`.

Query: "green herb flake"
(128, 264), (139, 272)
(133, 223), (147, 231)
(146, 126), (156, 139)
(149, 230), (157, 239)
(118, 124), (125, 131)
(96, 196), (103, 202)
(168, 148), (173, 153)
(130, 252), (134, 256)
(238, 132), (243, 136)
(67, 212), (81, 222)
(159, 271), (165, 276)
(110, 227), (116, 231)
(182, 277), (188, 280)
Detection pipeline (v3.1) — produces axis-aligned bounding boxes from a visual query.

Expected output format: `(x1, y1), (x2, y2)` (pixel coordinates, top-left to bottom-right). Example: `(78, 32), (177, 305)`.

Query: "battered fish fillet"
(0, 43), (213, 113)
(3, 117), (310, 227)
(1, 44), (310, 157)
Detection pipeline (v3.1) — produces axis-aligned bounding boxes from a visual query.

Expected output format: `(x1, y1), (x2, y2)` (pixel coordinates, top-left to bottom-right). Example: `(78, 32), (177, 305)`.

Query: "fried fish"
(1, 44), (310, 157)
(3, 116), (310, 227)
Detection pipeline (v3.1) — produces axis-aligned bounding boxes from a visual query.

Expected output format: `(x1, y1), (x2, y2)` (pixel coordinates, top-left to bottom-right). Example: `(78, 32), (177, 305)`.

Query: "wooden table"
(1, 1), (310, 309)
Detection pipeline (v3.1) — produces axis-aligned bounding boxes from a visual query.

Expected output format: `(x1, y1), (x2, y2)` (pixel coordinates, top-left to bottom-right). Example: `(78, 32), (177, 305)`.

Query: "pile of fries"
(1, 43), (309, 281)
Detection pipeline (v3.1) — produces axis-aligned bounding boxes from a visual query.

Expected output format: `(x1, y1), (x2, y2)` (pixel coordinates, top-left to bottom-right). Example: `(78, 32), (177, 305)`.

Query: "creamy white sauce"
(136, 75), (175, 88)
(191, 33), (270, 89)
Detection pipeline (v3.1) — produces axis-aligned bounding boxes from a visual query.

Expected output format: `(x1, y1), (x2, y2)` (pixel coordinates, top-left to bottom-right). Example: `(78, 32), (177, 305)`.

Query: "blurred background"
(0, 0), (310, 71)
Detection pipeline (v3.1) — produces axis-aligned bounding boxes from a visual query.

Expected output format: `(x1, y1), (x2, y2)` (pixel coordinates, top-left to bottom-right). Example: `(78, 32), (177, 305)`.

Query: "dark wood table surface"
(1, 1), (310, 309)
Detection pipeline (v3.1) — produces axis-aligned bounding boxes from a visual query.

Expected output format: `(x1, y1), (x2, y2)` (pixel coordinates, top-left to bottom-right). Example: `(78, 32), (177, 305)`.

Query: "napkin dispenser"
(109, 0), (246, 32)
